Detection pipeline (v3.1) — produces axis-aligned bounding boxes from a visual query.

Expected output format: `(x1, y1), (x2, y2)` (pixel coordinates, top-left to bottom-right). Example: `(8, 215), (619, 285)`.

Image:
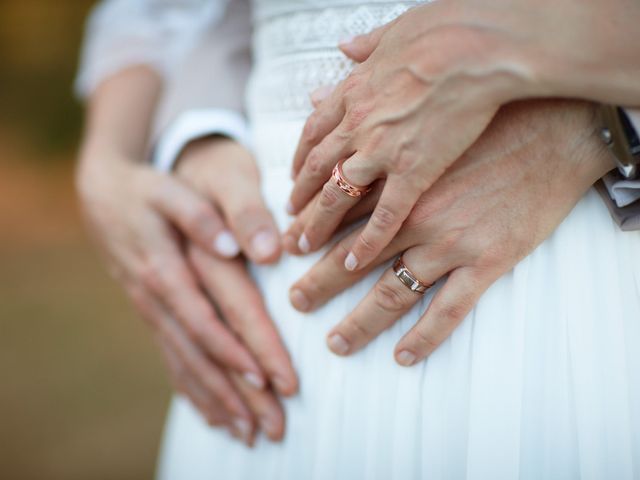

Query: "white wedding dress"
(79, 1), (640, 478)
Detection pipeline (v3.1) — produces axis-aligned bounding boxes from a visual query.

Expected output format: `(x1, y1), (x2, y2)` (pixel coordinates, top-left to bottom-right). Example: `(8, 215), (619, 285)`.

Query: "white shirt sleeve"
(75, 0), (229, 98)
(152, 109), (251, 173)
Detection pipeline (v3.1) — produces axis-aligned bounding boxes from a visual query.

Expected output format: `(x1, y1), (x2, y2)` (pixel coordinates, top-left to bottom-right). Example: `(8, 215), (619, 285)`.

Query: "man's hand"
(286, 0), (640, 274)
(286, 100), (612, 366)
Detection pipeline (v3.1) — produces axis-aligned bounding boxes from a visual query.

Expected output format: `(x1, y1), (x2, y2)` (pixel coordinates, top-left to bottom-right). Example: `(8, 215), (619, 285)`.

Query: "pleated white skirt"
(157, 117), (640, 479)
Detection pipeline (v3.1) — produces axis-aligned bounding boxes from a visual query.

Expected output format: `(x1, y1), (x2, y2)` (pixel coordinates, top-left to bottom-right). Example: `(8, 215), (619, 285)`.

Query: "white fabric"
(75, 0), (227, 97)
(603, 171), (640, 208)
(157, 1), (640, 479)
(153, 109), (251, 172)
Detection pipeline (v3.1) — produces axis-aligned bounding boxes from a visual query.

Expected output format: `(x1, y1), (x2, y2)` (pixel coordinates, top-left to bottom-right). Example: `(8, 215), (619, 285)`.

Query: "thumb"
(338, 22), (393, 62)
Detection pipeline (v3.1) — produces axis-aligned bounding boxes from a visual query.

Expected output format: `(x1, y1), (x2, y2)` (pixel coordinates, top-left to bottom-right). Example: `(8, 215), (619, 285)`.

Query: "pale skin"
(76, 66), (297, 446)
(288, 0), (640, 274)
(286, 98), (613, 366)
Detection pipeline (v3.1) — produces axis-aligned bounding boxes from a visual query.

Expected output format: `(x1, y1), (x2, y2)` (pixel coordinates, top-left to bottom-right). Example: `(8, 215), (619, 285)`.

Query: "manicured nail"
(310, 85), (334, 105)
(251, 229), (279, 260)
(298, 233), (310, 253)
(396, 350), (417, 366)
(344, 252), (358, 271)
(286, 201), (295, 215)
(339, 35), (356, 47)
(233, 418), (252, 442)
(328, 333), (350, 355)
(289, 288), (310, 312)
(213, 230), (241, 257)
(243, 371), (265, 389)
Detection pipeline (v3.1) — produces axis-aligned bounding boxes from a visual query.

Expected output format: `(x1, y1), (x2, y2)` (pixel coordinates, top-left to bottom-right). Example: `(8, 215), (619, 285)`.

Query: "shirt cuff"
(152, 109), (251, 173)
(602, 171), (640, 208)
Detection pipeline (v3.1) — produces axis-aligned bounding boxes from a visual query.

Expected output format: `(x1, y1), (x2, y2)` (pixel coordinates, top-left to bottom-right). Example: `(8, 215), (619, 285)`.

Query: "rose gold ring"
(331, 160), (372, 198)
(393, 256), (434, 295)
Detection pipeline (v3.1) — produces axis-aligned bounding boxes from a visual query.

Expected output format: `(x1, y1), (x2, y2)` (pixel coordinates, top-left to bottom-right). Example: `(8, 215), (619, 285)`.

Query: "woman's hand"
(77, 139), (297, 446)
(78, 68), (295, 445)
(288, 0), (640, 273)
(287, 100), (612, 366)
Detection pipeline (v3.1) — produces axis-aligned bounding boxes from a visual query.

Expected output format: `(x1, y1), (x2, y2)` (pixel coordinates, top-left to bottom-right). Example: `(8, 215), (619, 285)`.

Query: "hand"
(174, 137), (299, 444)
(76, 139), (295, 445)
(287, 100), (612, 366)
(287, 0), (640, 273)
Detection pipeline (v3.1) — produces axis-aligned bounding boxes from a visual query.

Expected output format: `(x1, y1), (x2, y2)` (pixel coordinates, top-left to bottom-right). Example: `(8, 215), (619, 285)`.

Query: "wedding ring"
(332, 160), (372, 198)
(393, 256), (434, 294)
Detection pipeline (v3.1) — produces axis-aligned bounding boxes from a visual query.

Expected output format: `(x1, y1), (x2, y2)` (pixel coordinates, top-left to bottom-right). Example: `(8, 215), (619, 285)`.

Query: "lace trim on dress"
(247, 1), (423, 118)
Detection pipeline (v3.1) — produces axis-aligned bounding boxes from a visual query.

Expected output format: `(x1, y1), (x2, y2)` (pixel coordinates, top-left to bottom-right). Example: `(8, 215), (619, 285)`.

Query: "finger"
(288, 211), (409, 313)
(309, 85), (335, 108)
(344, 175), (423, 272)
(338, 21), (395, 62)
(394, 267), (492, 366)
(282, 180), (382, 255)
(230, 372), (286, 442)
(205, 155), (281, 264)
(127, 284), (255, 436)
(291, 87), (347, 181)
(293, 151), (385, 253)
(297, 179), (359, 254)
(149, 174), (240, 259)
(288, 127), (354, 215)
(325, 245), (451, 357)
(188, 245), (299, 398)
(139, 237), (266, 386)
(159, 339), (232, 429)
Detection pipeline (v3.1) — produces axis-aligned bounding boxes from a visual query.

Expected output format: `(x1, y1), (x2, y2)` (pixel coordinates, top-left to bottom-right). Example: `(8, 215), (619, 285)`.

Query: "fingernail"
(344, 252), (358, 271)
(310, 85), (334, 104)
(339, 35), (356, 47)
(251, 229), (279, 260)
(396, 350), (417, 367)
(286, 201), (295, 215)
(233, 418), (252, 442)
(328, 333), (350, 355)
(260, 415), (279, 438)
(213, 230), (241, 257)
(290, 288), (310, 312)
(243, 371), (265, 389)
(298, 233), (310, 253)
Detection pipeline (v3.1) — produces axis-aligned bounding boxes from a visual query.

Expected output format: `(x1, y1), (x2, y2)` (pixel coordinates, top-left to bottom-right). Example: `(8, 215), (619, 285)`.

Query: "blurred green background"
(0, 2), (170, 478)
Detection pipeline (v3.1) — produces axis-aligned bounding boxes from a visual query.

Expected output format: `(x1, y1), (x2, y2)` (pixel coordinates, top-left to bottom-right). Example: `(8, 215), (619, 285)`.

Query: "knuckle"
(411, 327), (440, 351)
(343, 103), (371, 131)
(370, 204), (398, 230)
(373, 281), (408, 314)
(319, 182), (340, 210)
(306, 149), (323, 177)
(438, 300), (472, 324)
(347, 316), (372, 338)
(356, 233), (378, 257)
